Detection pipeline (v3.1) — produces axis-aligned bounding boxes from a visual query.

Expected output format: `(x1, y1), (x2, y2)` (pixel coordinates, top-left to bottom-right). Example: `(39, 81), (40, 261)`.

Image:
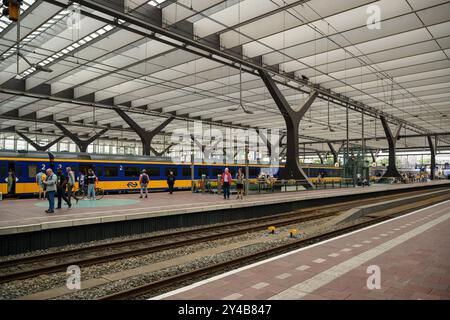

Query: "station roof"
(0, 0), (449, 153)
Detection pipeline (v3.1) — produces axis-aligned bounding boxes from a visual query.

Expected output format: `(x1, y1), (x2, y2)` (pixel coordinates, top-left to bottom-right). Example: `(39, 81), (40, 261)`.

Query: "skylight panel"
(17, 24), (116, 79)
(148, 0), (166, 6)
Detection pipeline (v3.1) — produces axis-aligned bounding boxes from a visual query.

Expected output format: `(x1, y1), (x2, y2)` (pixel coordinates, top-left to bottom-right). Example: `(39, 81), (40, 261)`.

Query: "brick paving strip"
(156, 200), (450, 300)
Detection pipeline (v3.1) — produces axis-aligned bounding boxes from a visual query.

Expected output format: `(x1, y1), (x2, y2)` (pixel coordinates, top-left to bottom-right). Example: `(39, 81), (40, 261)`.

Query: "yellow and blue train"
(0, 150), (343, 196)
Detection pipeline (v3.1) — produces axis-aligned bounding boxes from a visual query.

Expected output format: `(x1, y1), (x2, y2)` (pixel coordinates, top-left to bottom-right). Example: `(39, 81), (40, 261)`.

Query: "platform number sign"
(66, 265), (81, 290)
(41, 164), (46, 171)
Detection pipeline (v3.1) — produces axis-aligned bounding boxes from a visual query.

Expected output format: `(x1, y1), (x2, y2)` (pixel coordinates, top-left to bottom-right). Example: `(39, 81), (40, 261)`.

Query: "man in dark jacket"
(167, 171), (176, 194)
(56, 168), (71, 209)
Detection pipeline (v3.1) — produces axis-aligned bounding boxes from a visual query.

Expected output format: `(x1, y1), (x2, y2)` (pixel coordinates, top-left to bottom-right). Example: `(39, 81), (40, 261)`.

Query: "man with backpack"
(139, 169), (149, 198)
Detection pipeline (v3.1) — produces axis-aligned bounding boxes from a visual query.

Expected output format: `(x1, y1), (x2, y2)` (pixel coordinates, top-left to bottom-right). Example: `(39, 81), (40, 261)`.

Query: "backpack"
(141, 173), (149, 184)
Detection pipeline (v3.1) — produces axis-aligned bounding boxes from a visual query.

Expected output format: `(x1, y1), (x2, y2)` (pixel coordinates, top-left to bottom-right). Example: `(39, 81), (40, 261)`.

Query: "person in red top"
(221, 168), (232, 200)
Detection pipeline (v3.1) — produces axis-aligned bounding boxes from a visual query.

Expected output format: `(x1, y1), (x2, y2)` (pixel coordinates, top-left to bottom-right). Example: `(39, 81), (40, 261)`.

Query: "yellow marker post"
(267, 226), (276, 234)
(289, 229), (297, 238)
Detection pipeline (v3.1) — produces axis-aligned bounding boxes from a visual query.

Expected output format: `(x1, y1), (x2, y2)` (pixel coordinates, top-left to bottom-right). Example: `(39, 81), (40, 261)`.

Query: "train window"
(165, 168), (178, 177)
(212, 168), (223, 177)
(249, 168), (259, 177)
(28, 165), (38, 178)
(70, 165), (78, 173)
(124, 166), (140, 177)
(198, 168), (209, 177)
(104, 166), (118, 177)
(145, 167), (160, 177)
(0, 164), (6, 178)
(96, 167), (103, 177)
(79, 164), (91, 175)
(182, 167), (191, 177)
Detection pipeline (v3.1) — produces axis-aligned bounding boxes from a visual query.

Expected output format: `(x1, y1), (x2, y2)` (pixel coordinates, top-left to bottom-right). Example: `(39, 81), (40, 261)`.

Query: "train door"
(6, 161), (16, 195)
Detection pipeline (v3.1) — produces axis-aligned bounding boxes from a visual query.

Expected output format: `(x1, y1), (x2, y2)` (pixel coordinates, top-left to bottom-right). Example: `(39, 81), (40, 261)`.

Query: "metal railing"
(191, 177), (358, 195)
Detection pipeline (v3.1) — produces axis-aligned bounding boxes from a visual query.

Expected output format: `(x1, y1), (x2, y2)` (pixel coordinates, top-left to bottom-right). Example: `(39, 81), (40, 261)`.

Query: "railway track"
(0, 187), (447, 284)
(98, 192), (450, 300)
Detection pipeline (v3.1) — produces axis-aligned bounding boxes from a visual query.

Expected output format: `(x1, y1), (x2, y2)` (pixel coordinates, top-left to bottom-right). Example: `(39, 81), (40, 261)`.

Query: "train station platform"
(156, 199), (450, 300)
(0, 180), (449, 255)
(0, 180), (448, 234)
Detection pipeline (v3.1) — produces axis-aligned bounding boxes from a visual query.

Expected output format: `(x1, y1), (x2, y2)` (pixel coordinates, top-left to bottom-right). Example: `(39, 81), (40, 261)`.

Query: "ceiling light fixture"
(228, 64), (254, 114)
(17, 51), (53, 73)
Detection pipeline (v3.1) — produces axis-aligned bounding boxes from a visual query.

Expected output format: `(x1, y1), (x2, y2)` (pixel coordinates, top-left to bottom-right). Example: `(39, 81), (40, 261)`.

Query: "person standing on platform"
(167, 171), (176, 195)
(5, 170), (18, 197)
(221, 168), (231, 200)
(87, 169), (98, 200)
(78, 170), (86, 195)
(139, 169), (149, 199)
(43, 168), (57, 214)
(56, 168), (71, 209)
(235, 168), (245, 200)
(66, 167), (76, 204)
(36, 169), (46, 200)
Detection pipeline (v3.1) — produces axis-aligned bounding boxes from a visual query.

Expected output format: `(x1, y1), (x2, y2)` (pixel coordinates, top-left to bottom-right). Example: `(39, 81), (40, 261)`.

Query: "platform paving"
(0, 180), (449, 236)
(155, 199), (450, 300)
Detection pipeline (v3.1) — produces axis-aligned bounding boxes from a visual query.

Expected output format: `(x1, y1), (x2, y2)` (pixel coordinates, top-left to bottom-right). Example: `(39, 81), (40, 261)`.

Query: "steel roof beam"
(115, 108), (174, 156)
(55, 123), (108, 152)
(427, 136), (437, 180)
(379, 115), (402, 179)
(16, 131), (64, 152)
(260, 69), (316, 188)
